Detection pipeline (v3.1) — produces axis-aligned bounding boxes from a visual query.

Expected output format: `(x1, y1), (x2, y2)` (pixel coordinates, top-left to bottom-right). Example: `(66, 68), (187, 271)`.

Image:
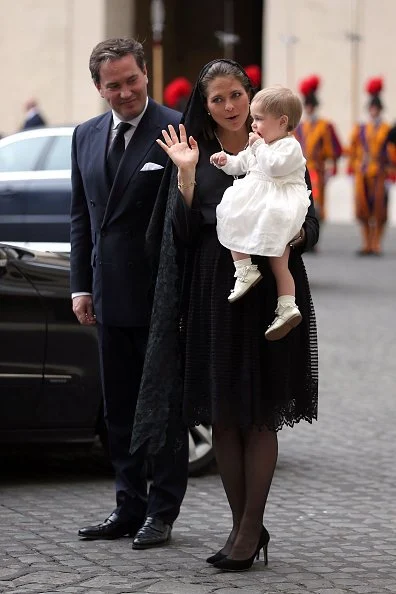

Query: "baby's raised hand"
(249, 132), (262, 146)
(210, 151), (228, 167)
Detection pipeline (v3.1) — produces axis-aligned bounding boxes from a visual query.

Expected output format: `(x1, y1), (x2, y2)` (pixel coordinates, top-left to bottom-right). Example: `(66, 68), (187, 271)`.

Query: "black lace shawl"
(129, 60), (243, 456)
(130, 60), (319, 456)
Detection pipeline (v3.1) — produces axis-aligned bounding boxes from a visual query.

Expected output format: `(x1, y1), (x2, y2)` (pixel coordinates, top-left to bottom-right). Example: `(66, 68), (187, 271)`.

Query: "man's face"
(369, 104), (381, 120)
(96, 54), (148, 120)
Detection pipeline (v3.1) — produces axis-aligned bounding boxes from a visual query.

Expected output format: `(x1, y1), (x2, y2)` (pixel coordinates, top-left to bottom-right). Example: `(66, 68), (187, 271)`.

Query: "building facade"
(2, 0), (396, 144)
(264, 0), (396, 145)
(0, 0), (262, 135)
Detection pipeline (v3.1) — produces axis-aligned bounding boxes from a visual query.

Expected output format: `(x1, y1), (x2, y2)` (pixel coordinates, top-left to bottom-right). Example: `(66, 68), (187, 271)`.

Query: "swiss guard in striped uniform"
(347, 77), (391, 256)
(295, 75), (342, 223)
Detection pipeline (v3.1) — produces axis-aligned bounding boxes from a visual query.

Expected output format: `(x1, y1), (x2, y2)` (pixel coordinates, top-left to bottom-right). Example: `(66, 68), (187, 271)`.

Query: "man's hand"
(210, 151), (228, 167)
(72, 295), (96, 325)
(289, 227), (306, 249)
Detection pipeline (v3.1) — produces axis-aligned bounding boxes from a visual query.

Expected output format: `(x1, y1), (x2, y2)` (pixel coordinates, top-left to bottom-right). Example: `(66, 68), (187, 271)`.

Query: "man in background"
(20, 98), (46, 130)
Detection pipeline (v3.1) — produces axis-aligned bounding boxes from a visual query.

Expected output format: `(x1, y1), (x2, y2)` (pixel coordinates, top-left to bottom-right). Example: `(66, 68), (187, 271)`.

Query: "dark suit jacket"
(21, 113), (46, 130)
(70, 98), (181, 327)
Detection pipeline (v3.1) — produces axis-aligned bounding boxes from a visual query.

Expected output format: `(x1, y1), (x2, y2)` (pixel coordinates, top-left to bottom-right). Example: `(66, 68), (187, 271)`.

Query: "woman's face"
(205, 75), (250, 132)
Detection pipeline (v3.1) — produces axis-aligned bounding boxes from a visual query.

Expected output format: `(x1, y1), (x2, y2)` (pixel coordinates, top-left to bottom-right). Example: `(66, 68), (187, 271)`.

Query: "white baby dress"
(216, 136), (311, 257)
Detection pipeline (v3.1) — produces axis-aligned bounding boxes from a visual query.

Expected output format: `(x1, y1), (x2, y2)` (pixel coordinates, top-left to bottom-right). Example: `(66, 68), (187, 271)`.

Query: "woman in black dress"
(130, 59), (319, 571)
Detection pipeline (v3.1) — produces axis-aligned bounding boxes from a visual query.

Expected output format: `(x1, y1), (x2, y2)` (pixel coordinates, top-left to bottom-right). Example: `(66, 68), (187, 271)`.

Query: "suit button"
(136, 201), (142, 208)
(90, 200), (96, 206)
(101, 230), (106, 237)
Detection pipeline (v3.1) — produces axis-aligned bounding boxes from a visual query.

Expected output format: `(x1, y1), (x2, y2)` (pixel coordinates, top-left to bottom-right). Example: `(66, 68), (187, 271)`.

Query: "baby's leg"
(228, 251), (262, 303)
(265, 246), (302, 341)
(268, 246), (295, 297)
(231, 250), (250, 262)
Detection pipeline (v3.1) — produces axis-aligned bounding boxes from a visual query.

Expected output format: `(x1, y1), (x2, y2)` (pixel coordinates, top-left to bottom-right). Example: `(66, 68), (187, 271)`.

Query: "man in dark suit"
(20, 99), (46, 130)
(70, 38), (189, 549)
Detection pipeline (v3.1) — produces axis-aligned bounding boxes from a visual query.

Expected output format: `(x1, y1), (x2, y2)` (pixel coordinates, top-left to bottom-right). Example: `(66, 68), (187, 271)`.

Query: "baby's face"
(250, 107), (287, 144)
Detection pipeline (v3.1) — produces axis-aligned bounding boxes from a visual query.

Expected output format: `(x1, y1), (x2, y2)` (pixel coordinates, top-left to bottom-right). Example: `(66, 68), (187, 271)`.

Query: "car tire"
(188, 424), (214, 476)
(97, 412), (214, 477)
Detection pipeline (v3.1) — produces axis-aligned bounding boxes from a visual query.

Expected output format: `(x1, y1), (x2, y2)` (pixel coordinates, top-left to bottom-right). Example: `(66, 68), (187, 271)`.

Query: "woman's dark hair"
(182, 59), (253, 140)
(89, 38), (146, 85)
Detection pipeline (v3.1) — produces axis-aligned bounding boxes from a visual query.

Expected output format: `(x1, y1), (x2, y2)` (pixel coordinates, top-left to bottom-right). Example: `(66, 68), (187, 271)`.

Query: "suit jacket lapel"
(90, 112), (112, 206)
(102, 100), (163, 225)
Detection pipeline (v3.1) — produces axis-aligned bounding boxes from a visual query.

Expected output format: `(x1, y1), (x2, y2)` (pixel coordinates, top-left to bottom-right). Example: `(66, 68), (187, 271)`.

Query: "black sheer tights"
(212, 424), (278, 560)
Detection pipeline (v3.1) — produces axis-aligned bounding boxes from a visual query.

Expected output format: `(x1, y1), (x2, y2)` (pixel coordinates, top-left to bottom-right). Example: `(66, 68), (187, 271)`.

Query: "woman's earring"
(207, 111), (211, 116)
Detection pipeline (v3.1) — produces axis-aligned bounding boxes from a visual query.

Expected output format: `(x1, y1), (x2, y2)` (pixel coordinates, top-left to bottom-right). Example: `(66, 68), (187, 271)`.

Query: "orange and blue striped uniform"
(347, 120), (390, 224)
(295, 118), (342, 220)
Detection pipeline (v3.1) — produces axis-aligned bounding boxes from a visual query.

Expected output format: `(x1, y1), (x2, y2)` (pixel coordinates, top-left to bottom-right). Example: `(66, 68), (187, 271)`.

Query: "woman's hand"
(289, 227), (306, 249)
(156, 124), (199, 169)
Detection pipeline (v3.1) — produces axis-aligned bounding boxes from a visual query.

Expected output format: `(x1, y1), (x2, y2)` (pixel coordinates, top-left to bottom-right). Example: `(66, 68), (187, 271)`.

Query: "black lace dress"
(130, 137), (319, 457)
(175, 137), (318, 430)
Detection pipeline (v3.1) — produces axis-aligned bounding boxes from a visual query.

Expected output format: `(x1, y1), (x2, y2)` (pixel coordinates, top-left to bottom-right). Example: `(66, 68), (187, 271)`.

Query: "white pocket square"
(140, 162), (164, 171)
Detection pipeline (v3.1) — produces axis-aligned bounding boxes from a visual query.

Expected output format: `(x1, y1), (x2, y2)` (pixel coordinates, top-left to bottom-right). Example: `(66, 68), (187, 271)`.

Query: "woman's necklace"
(214, 130), (248, 153)
(214, 131), (248, 180)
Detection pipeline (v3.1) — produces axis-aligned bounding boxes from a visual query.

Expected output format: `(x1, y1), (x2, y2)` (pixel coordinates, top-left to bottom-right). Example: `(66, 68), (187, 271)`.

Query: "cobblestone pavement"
(1, 223), (395, 594)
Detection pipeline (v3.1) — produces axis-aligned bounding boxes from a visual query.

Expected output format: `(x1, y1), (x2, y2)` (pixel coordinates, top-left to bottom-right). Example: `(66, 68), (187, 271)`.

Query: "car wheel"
(188, 424), (214, 476)
(98, 412), (214, 476)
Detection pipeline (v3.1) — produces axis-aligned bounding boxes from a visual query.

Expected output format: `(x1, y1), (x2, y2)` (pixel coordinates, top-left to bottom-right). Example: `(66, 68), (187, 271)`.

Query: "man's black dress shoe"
(78, 512), (141, 540)
(132, 516), (172, 549)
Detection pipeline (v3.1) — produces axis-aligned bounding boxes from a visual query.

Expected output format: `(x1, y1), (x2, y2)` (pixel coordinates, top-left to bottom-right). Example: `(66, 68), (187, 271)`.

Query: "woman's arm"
(156, 124), (199, 208)
(172, 189), (202, 245)
(298, 168), (319, 252)
(289, 168), (319, 253)
(155, 123), (203, 244)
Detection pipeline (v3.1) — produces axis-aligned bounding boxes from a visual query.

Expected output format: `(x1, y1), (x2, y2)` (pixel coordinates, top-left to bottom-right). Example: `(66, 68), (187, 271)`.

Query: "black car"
(0, 127), (73, 247)
(0, 244), (214, 474)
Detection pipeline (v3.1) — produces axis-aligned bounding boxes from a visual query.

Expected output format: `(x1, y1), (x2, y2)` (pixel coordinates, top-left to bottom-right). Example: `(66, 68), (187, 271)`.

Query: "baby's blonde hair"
(251, 85), (303, 131)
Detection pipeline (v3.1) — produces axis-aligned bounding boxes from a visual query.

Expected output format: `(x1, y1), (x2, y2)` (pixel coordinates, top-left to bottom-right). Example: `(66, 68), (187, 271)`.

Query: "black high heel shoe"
(206, 550), (227, 564)
(213, 526), (270, 572)
(206, 525), (269, 565)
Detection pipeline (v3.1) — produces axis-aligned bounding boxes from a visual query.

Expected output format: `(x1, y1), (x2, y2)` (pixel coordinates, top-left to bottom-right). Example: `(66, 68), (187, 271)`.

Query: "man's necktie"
(107, 122), (132, 186)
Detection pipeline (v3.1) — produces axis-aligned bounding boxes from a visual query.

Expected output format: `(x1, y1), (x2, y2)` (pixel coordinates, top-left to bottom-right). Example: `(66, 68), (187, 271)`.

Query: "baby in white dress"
(210, 85), (311, 340)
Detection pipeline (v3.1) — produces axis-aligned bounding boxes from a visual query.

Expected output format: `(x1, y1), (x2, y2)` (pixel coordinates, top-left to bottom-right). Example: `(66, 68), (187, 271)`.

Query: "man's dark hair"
(89, 38), (146, 85)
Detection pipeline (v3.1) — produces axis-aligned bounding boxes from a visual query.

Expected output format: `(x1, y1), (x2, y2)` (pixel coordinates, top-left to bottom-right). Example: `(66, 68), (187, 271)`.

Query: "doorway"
(135, 0), (264, 100)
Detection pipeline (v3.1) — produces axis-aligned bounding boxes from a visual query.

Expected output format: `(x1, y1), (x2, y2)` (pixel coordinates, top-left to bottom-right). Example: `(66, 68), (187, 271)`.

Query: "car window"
(43, 135), (72, 171)
(0, 136), (49, 172)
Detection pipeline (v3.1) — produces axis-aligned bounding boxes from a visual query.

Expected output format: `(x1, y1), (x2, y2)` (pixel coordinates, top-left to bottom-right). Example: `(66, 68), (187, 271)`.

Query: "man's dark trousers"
(97, 323), (189, 525)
